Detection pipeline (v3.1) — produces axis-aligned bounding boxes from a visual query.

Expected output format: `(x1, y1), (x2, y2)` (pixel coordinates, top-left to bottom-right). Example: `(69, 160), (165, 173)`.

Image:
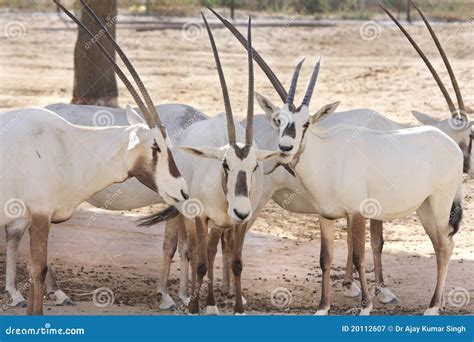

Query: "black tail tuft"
(449, 201), (463, 237)
(137, 206), (180, 227)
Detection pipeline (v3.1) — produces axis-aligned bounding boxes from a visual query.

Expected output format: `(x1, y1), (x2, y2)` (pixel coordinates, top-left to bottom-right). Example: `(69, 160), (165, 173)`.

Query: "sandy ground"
(0, 11), (473, 315)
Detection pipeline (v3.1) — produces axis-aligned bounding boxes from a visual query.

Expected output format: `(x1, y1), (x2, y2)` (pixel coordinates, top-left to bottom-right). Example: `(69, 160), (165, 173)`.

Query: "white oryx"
(209, 5), (471, 314)
(252, 7), (465, 315)
(139, 15), (288, 315)
(0, 1), (188, 315)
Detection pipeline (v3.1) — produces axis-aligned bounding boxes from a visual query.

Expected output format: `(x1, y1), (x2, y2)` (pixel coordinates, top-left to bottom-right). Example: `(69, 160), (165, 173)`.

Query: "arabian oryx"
(138, 15), (286, 315)
(0, 1), (188, 315)
(209, 5), (471, 314)
(255, 45), (463, 316)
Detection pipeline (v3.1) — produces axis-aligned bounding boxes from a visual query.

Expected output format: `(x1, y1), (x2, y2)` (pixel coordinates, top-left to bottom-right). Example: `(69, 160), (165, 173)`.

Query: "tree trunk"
(72, 0), (118, 107)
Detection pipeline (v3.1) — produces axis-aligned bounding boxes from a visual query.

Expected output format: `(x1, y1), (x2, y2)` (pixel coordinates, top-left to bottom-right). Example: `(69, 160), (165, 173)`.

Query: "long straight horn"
(286, 59), (305, 108)
(413, 3), (465, 113)
(79, 0), (165, 132)
(54, 0), (154, 128)
(207, 6), (296, 111)
(301, 57), (321, 108)
(246, 17), (254, 146)
(379, 3), (456, 114)
(202, 13), (236, 144)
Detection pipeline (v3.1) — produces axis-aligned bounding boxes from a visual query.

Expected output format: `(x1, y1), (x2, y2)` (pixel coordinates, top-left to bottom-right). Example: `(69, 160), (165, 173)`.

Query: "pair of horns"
(380, 2), (466, 119)
(286, 58), (320, 110)
(208, 7), (319, 112)
(54, 0), (166, 134)
(202, 14), (255, 146)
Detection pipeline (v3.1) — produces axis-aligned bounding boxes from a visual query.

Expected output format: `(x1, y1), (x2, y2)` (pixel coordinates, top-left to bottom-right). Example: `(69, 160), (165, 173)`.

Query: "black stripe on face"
(232, 144), (251, 160)
(235, 170), (248, 197)
(282, 122), (296, 138)
(167, 148), (181, 178)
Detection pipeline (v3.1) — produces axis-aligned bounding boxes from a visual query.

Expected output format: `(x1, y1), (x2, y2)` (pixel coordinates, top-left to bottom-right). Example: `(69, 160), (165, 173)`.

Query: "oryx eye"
(151, 140), (161, 153)
(303, 121), (310, 129)
(253, 164), (259, 172)
(223, 160), (229, 171)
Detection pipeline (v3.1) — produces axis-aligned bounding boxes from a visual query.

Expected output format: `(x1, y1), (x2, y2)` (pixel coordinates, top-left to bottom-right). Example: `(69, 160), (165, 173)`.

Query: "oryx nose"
(279, 144), (293, 152)
(233, 209), (250, 221)
(181, 189), (189, 200)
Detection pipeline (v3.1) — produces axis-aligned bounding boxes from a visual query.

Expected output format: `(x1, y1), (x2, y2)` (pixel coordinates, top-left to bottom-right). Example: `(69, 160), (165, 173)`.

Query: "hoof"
(234, 311), (246, 316)
(15, 300), (27, 308)
(344, 282), (361, 298)
(424, 307), (440, 316)
(206, 305), (220, 316)
(180, 296), (191, 306)
(359, 302), (373, 316)
(159, 293), (177, 311)
(314, 309), (329, 316)
(60, 298), (76, 306)
(377, 287), (400, 305)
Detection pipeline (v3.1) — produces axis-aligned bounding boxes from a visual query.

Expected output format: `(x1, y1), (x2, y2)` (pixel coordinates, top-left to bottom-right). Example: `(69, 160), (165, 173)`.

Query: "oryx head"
(208, 8), (338, 166)
(255, 59), (339, 162)
(180, 15), (279, 224)
(57, 0), (189, 204)
(382, 3), (473, 178)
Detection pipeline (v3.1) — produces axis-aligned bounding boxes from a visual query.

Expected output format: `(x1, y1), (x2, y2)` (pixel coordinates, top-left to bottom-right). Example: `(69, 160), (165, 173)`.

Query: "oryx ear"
(310, 101), (340, 125)
(255, 149), (281, 161)
(179, 146), (225, 160)
(126, 105), (146, 126)
(412, 111), (440, 126)
(127, 129), (141, 151)
(256, 92), (280, 126)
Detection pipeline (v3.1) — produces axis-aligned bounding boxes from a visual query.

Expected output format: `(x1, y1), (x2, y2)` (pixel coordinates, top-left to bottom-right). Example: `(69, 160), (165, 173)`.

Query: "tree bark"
(72, 0), (118, 107)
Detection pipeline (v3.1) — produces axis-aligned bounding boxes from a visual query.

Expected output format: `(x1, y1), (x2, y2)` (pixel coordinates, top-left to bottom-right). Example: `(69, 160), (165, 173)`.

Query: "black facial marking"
(152, 140), (161, 153)
(167, 148), (181, 178)
(235, 170), (248, 197)
(232, 144), (251, 160)
(282, 122), (296, 138)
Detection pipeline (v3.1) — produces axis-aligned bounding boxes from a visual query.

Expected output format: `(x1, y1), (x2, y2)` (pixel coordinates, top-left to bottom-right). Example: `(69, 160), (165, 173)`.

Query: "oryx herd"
(1, 2), (471, 316)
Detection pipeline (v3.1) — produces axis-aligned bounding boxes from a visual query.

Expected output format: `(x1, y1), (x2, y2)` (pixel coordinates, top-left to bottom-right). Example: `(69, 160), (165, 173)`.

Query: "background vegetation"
(0, 0), (471, 20)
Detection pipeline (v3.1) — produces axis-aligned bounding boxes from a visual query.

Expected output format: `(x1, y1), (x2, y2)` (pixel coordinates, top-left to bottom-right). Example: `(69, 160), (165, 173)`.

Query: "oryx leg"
(4, 220), (28, 307)
(206, 228), (222, 315)
(315, 217), (335, 315)
(351, 215), (372, 315)
(417, 199), (455, 315)
(343, 218), (361, 298)
(221, 229), (232, 295)
(45, 265), (75, 306)
(27, 214), (51, 316)
(370, 219), (398, 304)
(177, 217), (190, 305)
(186, 219), (198, 297)
(231, 224), (247, 315)
(157, 216), (179, 310)
(187, 216), (208, 315)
